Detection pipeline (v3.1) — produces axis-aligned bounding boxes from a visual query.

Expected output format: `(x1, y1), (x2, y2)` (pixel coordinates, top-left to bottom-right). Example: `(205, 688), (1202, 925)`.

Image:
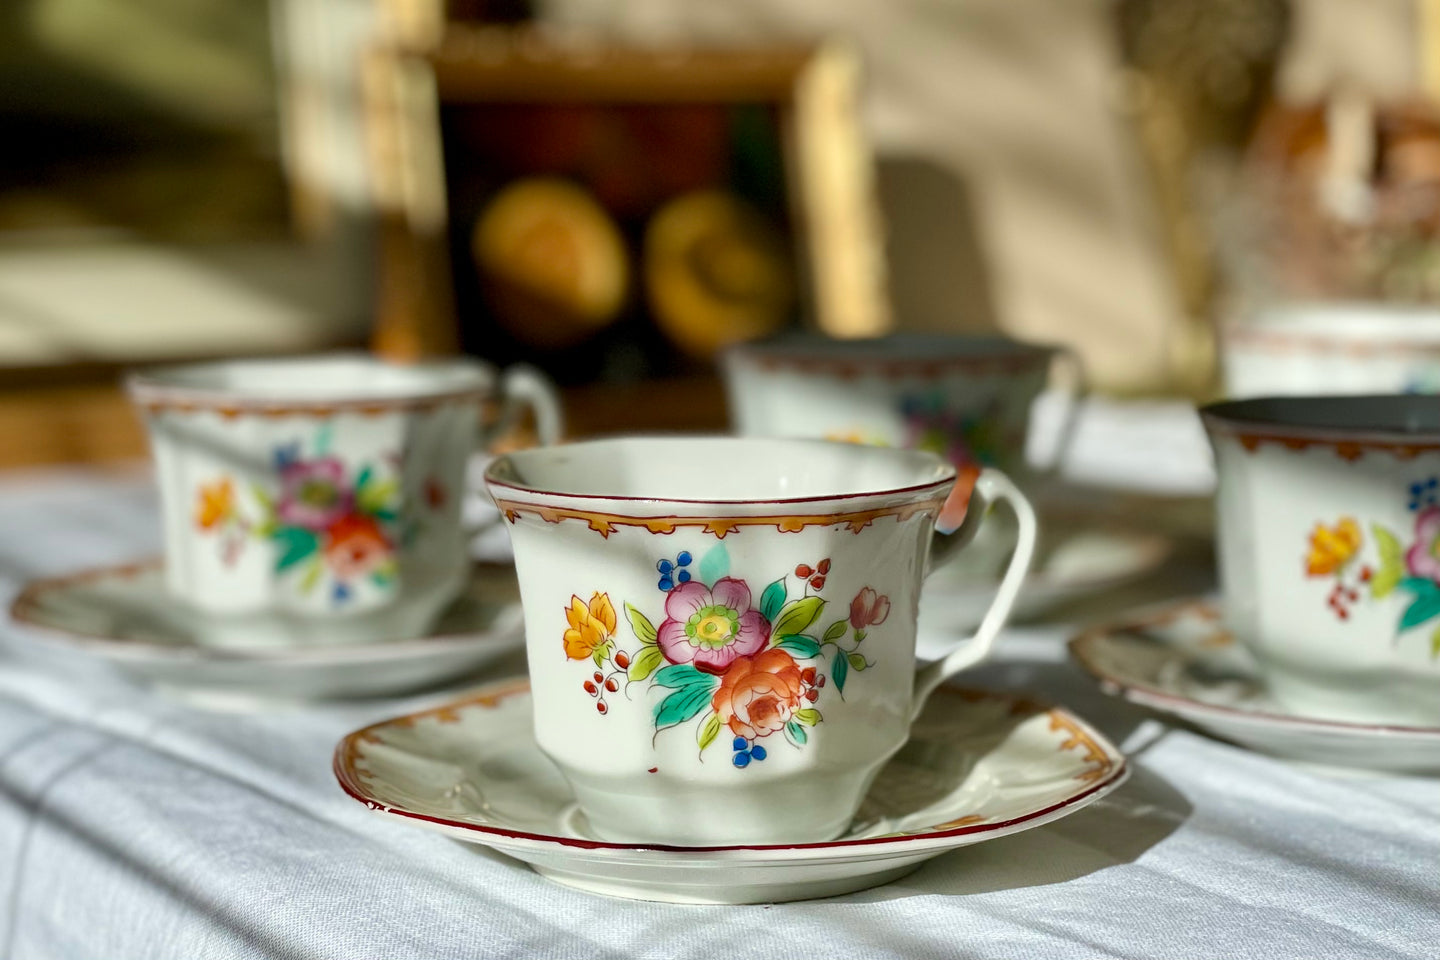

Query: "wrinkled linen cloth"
(1, 406), (1436, 960)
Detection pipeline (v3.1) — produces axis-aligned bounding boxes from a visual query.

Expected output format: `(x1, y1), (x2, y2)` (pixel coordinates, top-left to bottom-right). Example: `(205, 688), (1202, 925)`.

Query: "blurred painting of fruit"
(442, 97), (795, 382)
(366, 30), (886, 385)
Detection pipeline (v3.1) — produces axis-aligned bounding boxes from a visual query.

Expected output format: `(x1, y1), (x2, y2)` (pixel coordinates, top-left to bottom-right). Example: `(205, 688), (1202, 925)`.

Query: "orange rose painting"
(713, 648), (806, 741)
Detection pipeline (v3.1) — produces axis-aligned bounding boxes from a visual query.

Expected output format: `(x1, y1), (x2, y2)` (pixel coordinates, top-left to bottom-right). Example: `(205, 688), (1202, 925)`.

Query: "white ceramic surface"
(1070, 599), (1440, 773)
(1202, 397), (1440, 725)
(722, 334), (1081, 478)
(918, 525), (1172, 635)
(6, 561), (524, 699)
(333, 679), (1127, 904)
(483, 437), (1037, 846)
(1221, 302), (1440, 398)
(127, 354), (560, 648)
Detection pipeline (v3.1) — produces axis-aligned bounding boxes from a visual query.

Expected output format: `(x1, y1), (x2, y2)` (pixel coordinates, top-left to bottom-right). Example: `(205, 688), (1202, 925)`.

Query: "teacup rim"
(1200, 395), (1440, 450)
(484, 435), (957, 507)
(723, 332), (1059, 372)
(1222, 301), (1440, 354)
(127, 352), (498, 413)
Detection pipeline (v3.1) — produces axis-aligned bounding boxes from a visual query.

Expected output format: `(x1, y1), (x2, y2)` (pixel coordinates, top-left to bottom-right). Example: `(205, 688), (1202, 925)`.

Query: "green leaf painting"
(627, 645), (665, 682)
(626, 603), (658, 645)
(698, 543), (731, 588)
(771, 597), (824, 641)
(273, 526), (318, 573)
(759, 578), (786, 623)
(832, 647), (849, 694)
(654, 663), (714, 690)
(655, 682), (717, 730)
(697, 712), (722, 751)
(591, 640), (614, 669)
(299, 557), (323, 594)
(356, 478), (399, 516)
(1400, 579), (1440, 631)
(775, 635), (822, 659)
(1371, 524), (1404, 599)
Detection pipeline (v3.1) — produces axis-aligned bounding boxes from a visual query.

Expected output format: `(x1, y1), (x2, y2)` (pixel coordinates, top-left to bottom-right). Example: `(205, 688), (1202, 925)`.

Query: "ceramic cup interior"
(483, 436), (1038, 846)
(128, 353), (496, 405)
(1202, 395), (1440, 724)
(129, 353), (561, 648)
(485, 436), (955, 503)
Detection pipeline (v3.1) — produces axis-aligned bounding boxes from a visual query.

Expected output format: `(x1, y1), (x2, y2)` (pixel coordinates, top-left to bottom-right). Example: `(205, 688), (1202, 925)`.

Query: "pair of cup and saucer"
(334, 420), (1132, 903)
(1070, 396), (1440, 774)
(7, 354), (564, 701)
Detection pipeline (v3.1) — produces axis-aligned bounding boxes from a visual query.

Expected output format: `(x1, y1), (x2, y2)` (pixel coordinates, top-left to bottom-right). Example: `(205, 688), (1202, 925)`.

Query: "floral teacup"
(721, 334), (1083, 480)
(1202, 396), (1440, 724)
(722, 334), (1082, 579)
(1221, 302), (1440, 399)
(484, 436), (1037, 846)
(128, 353), (561, 647)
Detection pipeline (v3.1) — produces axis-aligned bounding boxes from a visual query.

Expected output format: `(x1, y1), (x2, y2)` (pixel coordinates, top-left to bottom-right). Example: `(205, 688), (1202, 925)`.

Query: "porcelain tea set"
(10, 330), (1440, 903)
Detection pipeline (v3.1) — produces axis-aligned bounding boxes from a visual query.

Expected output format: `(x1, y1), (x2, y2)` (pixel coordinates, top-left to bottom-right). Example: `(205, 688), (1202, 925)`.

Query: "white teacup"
(484, 436), (1036, 846)
(721, 334), (1083, 480)
(128, 353), (562, 648)
(722, 335), (1079, 584)
(1221, 302), (1440, 399)
(1203, 396), (1440, 725)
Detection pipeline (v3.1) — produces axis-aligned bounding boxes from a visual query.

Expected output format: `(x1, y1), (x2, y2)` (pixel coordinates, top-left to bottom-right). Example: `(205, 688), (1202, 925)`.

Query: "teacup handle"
(911, 466), (1038, 718)
(466, 366), (564, 536)
(1036, 346), (1087, 475)
(484, 364), (565, 447)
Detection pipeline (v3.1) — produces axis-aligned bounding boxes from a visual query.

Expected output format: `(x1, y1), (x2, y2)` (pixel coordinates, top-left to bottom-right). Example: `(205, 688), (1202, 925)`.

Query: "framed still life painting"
(363, 26), (888, 386)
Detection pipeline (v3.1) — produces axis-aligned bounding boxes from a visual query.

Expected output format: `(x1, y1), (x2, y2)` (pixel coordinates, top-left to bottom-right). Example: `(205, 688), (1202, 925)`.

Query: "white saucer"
(1069, 599), (1440, 773)
(920, 525), (1171, 633)
(333, 678), (1128, 904)
(7, 562), (524, 700)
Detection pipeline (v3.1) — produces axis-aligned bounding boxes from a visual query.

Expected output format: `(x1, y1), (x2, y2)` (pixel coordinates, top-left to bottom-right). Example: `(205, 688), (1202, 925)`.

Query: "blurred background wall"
(0, 0), (1430, 461)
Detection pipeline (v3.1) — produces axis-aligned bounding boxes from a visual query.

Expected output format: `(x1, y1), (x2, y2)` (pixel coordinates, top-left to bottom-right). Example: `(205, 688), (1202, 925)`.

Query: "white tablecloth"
(1, 411), (1436, 960)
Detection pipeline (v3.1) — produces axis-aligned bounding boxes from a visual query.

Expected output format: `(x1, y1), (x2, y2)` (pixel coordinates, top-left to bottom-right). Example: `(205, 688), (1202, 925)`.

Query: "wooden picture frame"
(363, 26), (889, 379)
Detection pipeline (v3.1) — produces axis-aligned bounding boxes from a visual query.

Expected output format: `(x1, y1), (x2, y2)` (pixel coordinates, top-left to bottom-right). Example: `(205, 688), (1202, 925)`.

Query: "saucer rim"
(331, 678), (1130, 856)
(8, 560), (524, 664)
(1069, 599), (1440, 739)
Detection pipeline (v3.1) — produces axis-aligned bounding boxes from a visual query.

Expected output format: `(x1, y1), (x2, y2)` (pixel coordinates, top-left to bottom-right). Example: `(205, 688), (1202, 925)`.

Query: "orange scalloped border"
(1210, 426), (1440, 462)
(491, 496), (947, 539)
(1046, 712), (1117, 783)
